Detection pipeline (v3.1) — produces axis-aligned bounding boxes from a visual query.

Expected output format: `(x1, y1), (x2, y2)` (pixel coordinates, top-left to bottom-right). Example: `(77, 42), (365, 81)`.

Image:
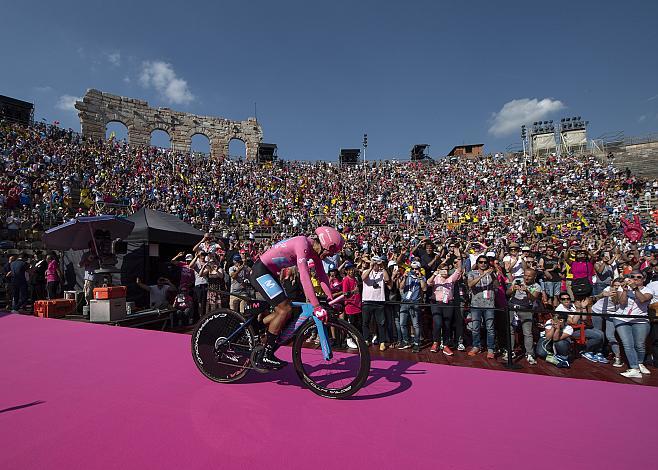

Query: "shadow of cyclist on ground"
(238, 353), (425, 400)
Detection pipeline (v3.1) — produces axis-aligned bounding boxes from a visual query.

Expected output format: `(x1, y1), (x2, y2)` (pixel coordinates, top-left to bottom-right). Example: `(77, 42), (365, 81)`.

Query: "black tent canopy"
(120, 208), (204, 294)
(61, 208), (204, 305)
(127, 208), (204, 245)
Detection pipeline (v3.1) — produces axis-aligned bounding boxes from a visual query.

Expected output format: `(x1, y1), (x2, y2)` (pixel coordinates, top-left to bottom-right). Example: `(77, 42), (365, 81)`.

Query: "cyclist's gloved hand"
(313, 306), (328, 323)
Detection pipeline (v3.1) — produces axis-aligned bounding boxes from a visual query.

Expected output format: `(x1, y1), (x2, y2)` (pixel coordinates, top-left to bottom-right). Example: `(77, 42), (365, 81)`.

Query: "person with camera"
(593, 250), (616, 297)
(613, 270), (653, 377)
(467, 255), (498, 358)
(411, 238), (441, 275)
(537, 296), (572, 368)
(427, 255), (462, 355)
(397, 261), (427, 353)
(229, 253), (251, 313)
(192, 250), (210, 321)
(502, 242), (523, 280)
(640, 251), (658, 283)
(591, 277), (626, 367)
(194, 232), (222, 256)
(539, 245), (562, 308)
(565, 247), (596, 313)
(361, 255), (391, 350)
(506, 268), (542, 365)
(385, 259), (403, 346)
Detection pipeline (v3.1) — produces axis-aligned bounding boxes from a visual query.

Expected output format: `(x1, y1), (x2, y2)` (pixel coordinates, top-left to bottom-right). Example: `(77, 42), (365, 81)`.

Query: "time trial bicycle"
(191, 295), (370, 399)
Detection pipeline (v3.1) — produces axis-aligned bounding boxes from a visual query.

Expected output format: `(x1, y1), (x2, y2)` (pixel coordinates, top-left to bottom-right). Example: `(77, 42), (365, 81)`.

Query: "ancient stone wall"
(75, 89), (263, 160)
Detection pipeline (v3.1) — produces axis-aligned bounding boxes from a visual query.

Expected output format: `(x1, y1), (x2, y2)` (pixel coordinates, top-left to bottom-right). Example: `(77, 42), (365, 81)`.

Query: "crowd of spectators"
(2, 120), (658, 378)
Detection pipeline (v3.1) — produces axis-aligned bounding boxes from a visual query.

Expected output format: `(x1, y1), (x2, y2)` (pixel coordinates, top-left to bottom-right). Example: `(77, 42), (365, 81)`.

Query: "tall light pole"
(363, 133), (368, 183)
(521, 125), (527, 174)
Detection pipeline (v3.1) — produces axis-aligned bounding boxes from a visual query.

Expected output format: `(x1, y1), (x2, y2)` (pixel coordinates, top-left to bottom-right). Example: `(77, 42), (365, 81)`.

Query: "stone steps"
(610, 140), (658, 177)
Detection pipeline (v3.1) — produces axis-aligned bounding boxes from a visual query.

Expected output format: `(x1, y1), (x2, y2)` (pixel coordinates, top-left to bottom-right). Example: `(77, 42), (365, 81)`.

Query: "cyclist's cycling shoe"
(254, 345), (288, 370)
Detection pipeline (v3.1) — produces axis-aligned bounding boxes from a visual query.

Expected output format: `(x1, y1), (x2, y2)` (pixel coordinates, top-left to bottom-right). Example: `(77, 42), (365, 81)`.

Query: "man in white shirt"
(6, 213), (20, 241)
(361, 255), (391, 351)
(136, 276), (176, 309)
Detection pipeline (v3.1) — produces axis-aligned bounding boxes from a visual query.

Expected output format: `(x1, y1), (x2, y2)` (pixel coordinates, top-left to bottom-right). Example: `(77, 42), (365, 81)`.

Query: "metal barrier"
(204, 284), (655, 370)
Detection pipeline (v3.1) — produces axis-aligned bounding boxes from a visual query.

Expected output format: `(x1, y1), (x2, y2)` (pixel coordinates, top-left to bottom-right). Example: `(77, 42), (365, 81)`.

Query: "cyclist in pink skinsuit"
(250, 226), (345, 369)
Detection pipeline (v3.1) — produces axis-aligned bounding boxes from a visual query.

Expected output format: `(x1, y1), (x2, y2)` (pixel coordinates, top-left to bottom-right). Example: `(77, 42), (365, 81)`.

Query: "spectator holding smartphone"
(397, 261), (427, 353)
(537, 297), (572, 368)
(614, 270), (652, 377)
(361, 255), (391, 350)
(427, 256), (462, 355)
(591, 277), (626, 367)
(467, 255), (498, 358)
(506, 269), (542, 364)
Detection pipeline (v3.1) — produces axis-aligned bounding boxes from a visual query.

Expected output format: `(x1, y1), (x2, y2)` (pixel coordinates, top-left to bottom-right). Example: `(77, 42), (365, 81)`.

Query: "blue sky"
(2, 0), (657, 160)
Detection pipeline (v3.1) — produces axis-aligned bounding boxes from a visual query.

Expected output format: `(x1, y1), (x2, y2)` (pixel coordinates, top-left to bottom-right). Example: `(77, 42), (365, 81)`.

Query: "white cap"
(387, 260), (397, 268)
(411, 261), (421, 269)
(486, 251), (496, 258)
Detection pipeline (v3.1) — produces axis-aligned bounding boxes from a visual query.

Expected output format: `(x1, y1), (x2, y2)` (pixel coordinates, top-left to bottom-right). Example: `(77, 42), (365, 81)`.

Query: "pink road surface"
(0, 312), (655, 470)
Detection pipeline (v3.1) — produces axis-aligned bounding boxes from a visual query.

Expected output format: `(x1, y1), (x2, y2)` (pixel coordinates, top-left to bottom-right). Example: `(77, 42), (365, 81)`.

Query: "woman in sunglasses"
(613, 270), (653, 378)
(591, 277), (626, 367)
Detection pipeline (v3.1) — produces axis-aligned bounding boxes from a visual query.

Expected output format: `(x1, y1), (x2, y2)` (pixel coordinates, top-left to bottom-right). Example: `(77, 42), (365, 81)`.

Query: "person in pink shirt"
(341, 262), (362, 349)
(427, 258), (462, 355)
(45, 252), (62, 300)
(328, 268), (344, 313)
(248, 226), (344, 369)
(567, 248), (595, 313)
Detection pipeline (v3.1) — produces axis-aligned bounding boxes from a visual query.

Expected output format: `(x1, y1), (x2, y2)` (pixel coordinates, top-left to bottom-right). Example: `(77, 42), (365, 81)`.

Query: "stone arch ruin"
(75, 89), (263, 160)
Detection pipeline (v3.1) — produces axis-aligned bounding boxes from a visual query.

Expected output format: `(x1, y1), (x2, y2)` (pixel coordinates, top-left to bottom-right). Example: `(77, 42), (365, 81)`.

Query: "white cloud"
(488, 98), (565, 137)
(34, 86), (53, 93)
(639, 115), (647, 123)
(55, 95), (81, 112)
(648, 93), (658, 102)
(107, 51), (121, 66)
(123, 76), (131, 84)
(139, 60), (194, 105)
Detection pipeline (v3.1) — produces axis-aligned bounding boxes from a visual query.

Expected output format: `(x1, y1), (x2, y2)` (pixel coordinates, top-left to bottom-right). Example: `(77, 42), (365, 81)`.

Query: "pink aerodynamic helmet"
(315, 226), (345, 255)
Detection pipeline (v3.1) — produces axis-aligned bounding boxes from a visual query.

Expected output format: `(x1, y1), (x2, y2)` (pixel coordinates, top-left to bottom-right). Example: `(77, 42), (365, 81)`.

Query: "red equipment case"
(34, 299), (77, 318)
(93, 286), (127, 300)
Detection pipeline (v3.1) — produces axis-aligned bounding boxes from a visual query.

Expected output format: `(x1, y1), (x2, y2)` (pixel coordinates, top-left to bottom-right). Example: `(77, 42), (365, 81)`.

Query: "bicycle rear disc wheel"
(292, 317), (370, 399)
(191, 309), (256, 383)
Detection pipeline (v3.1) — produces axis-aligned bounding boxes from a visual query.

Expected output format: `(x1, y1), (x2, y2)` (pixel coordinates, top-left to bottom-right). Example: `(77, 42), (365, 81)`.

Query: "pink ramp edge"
(0, 312), (656, 470)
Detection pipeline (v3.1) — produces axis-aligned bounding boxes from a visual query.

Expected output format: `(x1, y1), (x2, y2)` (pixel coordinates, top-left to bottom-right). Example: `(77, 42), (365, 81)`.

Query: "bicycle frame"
(277, 302), (332, 361)
(220, 302), (333, 361)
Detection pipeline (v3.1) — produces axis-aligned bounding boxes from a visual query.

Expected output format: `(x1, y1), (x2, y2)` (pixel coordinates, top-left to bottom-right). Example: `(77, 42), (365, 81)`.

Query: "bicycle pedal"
(249, 346), (269, 374)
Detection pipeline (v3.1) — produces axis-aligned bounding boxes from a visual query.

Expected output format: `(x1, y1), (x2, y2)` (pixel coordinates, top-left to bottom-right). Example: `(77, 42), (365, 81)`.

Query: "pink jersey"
(259, 236), (333, 308)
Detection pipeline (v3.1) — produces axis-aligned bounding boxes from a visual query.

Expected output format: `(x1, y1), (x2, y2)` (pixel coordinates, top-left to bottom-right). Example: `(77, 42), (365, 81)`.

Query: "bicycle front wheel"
(191, 309), (256, 383)
(292, 317), (370, 399)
